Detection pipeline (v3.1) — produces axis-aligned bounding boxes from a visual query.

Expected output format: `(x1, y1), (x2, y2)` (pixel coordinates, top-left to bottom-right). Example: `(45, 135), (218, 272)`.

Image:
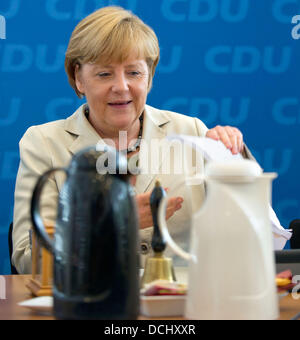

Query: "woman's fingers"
(206, 125), (244, 154)
(135, 192), (184, 229)
(165, 196), (184, 220)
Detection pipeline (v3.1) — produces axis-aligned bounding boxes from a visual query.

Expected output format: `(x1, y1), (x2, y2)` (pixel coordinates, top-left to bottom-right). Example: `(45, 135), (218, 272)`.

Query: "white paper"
(18, 296), (53, 308)
(168, 134), (243, 162)
(18, 296), (53, 315)
(167, 135), (292, 250)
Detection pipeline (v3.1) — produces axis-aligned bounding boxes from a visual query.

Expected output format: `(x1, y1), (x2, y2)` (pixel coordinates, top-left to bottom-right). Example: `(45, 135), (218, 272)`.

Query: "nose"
(111, 73), (129, 93)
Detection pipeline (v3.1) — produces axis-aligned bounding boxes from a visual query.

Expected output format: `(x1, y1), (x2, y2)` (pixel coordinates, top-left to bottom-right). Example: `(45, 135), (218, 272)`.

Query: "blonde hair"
(65, 6), (160, 98)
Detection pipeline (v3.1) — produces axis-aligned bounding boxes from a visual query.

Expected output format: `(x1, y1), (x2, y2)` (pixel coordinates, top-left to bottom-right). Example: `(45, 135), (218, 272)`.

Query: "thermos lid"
(69, 146), (128, 175)
(205, 160), (262, 181)
(69, 147), (101, 171)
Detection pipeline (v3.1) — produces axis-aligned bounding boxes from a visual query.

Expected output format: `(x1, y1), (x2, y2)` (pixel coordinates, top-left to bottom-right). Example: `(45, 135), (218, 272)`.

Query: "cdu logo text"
(204, 46), (291, 74)
(161, 0), (249, 22)
(45, 0), (138, 20)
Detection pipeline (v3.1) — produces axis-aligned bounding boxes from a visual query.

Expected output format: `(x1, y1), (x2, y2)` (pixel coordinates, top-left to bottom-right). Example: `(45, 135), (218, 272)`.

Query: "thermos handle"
(30, 168), (67, 254)
(158, 183), (197, 263)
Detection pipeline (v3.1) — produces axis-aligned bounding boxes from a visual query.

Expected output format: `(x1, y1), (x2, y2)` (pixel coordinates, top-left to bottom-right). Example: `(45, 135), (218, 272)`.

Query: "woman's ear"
(75, 64), (85, 95)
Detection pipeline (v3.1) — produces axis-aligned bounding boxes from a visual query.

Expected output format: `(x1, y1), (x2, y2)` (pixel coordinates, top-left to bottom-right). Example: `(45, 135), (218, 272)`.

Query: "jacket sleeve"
(12, 126), (58, 274)
(194, 117), (209, 137)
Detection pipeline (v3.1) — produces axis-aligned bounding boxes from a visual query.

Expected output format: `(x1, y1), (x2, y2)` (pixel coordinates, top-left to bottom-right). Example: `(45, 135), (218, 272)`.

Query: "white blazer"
(13, 104), (216, 273)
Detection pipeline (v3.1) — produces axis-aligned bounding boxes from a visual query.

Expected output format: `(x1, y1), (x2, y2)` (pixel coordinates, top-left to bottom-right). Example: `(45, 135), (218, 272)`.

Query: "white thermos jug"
(158, 160), (279, 320)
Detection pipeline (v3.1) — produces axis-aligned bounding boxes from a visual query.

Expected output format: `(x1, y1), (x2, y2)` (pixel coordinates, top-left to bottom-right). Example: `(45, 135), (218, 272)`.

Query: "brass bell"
(141, 181), (176, 287)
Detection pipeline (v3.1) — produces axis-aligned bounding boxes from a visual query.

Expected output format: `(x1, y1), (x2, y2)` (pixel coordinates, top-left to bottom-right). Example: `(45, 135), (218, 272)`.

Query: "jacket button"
(140, 242), (149, 255)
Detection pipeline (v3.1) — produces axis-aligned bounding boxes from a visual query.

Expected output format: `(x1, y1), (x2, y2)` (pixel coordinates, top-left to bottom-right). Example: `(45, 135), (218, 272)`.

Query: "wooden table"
(0, 275), (299, 320)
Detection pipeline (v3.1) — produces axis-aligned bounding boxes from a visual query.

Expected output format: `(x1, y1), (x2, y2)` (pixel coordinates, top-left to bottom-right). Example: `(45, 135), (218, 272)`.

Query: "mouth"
(108, 100), (133, 107)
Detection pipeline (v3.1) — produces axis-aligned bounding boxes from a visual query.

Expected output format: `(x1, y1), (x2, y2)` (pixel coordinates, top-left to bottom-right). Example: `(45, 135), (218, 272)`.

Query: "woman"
(12, 6), (246, 274)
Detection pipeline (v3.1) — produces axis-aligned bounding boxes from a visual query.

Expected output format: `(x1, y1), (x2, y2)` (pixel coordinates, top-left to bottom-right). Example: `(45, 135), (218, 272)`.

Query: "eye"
(128, 71), (141, 76)
(98, 72), (111, 77)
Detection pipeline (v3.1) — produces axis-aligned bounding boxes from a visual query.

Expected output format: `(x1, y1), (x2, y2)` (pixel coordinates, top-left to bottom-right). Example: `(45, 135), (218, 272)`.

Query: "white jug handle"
(158, 194), (197, 263)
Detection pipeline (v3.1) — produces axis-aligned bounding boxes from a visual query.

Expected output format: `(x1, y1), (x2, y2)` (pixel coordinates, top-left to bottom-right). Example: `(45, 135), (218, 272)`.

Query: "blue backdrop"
(0, 0), (299, 274)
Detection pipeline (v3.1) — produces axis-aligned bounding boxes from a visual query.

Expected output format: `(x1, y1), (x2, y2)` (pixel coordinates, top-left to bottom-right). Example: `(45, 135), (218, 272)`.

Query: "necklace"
(84, 105), (144, 154)
(124, 114), (143, 154)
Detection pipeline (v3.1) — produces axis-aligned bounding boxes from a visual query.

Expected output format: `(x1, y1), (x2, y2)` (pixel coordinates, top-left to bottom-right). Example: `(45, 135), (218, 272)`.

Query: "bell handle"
(158, 190), (197, 263)
(30, 167), (67, 254)
(150, 181), (167, 253)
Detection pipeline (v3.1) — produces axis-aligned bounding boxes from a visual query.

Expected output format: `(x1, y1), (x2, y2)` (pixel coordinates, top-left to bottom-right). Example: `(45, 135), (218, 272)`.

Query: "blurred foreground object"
(30, 146), (139, 320)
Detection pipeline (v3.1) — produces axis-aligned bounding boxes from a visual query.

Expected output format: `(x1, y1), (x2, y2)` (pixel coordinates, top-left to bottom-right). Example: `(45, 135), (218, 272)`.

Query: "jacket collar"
(64, 105), (101, 155)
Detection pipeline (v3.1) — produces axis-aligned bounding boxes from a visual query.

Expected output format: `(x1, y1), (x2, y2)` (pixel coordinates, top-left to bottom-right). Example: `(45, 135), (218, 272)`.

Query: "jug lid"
(69, 147), (101, 170)
(69, 146), (128, 176)
(205, 159), (262, 182)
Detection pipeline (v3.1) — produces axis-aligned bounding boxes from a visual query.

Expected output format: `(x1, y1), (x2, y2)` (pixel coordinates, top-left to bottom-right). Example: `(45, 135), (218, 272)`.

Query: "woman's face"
(75, 54), (149, 133)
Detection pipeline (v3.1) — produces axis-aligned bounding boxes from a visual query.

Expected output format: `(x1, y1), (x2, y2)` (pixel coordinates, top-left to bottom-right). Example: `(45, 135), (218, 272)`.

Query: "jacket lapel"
(64, 105), (104, 155)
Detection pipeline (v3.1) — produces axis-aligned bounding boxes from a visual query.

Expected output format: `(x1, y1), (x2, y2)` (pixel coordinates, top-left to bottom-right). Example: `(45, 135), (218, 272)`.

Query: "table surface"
(0, 275), (299, 320)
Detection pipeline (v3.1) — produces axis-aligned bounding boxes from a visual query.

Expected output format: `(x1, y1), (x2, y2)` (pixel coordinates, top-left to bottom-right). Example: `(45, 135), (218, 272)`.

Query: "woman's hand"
(206, 125), (244, 155)
(136, 190), (184, 229)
